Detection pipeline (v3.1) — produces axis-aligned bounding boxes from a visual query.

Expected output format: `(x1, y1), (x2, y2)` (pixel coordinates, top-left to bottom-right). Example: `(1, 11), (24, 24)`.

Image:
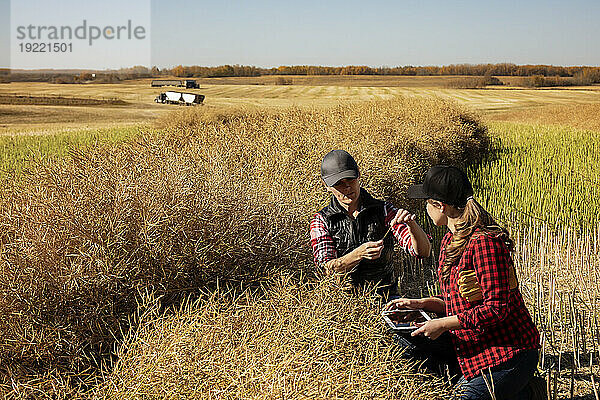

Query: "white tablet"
(381, 309), (432, 331)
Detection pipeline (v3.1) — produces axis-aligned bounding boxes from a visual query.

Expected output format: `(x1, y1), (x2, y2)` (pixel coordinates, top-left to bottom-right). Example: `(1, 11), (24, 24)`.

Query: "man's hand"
(391, 209), (417, 226)
(355, 240), (384, 260)
(390, 208), (431, 258)
(324, 240), (384, 275)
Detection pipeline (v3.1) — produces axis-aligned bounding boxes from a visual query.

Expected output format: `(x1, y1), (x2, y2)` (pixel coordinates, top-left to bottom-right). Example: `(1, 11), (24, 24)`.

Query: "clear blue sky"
(2, 0), (599, 69)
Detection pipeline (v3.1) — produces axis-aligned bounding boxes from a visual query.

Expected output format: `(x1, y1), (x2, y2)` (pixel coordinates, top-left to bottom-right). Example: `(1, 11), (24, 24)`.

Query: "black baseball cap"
(321, 150), (360, 186)
(407, 165), (473, 208)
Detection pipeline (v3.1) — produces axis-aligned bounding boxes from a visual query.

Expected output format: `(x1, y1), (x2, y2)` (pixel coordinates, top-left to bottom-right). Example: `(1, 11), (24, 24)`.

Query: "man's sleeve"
(456, 234), (512, 333)
(310, 213), (337, 269)
(383, 202), (419, 257)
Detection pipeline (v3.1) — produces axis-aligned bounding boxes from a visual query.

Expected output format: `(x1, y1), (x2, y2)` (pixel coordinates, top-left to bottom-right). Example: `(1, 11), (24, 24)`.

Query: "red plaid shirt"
(310, 201), (417, 268)
(438, 230), (540, 379)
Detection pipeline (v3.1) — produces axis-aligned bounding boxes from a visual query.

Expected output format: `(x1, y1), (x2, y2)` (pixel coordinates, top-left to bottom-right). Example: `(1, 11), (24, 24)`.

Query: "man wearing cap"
(310, 150), (431, 296)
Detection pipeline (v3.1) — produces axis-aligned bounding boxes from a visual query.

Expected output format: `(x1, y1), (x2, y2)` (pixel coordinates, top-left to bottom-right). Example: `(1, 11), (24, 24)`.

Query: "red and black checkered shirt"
(438, 230), (540, 379)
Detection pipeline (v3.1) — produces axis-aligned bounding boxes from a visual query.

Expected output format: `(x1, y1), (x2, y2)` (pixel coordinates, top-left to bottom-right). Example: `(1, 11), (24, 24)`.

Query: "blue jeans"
(453, 349), (539, 400)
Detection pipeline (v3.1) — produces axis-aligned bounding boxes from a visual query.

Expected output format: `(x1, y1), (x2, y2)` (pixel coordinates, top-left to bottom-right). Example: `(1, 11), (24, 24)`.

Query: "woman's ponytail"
(440, 198), (513, 281)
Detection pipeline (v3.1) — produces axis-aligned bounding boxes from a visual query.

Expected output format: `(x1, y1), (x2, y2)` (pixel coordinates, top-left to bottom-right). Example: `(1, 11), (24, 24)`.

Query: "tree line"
(4, 64), (600, 84)
(163, 63), (600, 78)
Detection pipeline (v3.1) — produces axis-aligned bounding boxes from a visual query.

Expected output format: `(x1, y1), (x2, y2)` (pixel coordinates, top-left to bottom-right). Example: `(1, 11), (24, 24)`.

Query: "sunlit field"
(0, 77), (599, 398)
(0, 126), (138, 179)
(2, 77), (600, 134)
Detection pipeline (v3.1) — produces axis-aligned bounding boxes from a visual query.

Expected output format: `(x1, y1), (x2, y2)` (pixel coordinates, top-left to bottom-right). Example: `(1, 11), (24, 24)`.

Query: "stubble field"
(1, 76), (600, 134)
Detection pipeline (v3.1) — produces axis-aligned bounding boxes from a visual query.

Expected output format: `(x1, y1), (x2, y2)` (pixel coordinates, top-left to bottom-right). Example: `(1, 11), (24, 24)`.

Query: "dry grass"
(95, 277), (451, 400)
(0, 105), (163, 135)
(488, 103), (600, 132)
(94, 223), (600, 400)
(0, 97), (488, 396)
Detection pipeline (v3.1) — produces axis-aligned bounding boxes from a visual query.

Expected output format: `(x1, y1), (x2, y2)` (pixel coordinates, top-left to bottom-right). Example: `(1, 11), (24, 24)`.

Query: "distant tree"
(79, 72), (93, 81)
(172, 65), (187, 77)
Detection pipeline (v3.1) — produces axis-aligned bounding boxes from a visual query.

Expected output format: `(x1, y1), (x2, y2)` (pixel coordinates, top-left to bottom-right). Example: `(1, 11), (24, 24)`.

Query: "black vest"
(318, 188), (397, 291)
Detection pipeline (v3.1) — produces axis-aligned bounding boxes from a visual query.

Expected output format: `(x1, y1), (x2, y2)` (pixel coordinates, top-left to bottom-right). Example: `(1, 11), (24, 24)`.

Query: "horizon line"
(4, 62), (600, 73)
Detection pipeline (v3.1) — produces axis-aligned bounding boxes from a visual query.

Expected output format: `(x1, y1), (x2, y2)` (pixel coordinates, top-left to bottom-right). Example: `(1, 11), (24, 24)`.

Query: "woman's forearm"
(421, 297), (446, 314)
(439, 315), (462, 330)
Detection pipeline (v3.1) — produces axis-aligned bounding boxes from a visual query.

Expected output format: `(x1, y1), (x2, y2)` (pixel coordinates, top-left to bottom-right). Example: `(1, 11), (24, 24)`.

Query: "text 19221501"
(18, 42), (73, 53)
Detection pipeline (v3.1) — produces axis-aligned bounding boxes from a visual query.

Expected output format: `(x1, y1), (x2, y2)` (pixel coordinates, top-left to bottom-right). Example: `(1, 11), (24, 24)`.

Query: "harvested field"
(487, 103), (600, 132)
(2, 79), (600, 135)
(0, 126), (138, 179)
(0, 105), (164, 135)
(467, 121), (600, 399)
(0, 94), (127, 106)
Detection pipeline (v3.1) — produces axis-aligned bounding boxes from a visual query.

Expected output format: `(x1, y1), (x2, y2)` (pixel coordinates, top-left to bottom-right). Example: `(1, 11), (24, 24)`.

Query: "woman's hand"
(383, 297), (424, 311)
(411, 316), (461, 340)
(384, 297), (446, 314)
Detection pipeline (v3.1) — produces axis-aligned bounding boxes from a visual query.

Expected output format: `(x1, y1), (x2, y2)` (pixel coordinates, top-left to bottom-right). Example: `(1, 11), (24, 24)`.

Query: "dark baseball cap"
(407, 165), (473, 207)
(321, 150), (360, 186)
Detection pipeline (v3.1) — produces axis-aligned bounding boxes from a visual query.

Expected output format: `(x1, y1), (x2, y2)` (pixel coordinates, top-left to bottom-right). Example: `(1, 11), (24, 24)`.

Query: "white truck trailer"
(154, 91), (205, 105)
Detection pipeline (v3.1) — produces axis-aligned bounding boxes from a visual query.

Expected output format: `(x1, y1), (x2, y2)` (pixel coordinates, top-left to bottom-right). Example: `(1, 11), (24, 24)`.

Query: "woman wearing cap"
(384, 165), (541, 400)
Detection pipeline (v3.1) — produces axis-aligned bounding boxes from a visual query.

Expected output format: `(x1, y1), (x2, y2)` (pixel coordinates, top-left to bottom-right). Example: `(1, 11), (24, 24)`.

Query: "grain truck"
(154, 91), (205, 105)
